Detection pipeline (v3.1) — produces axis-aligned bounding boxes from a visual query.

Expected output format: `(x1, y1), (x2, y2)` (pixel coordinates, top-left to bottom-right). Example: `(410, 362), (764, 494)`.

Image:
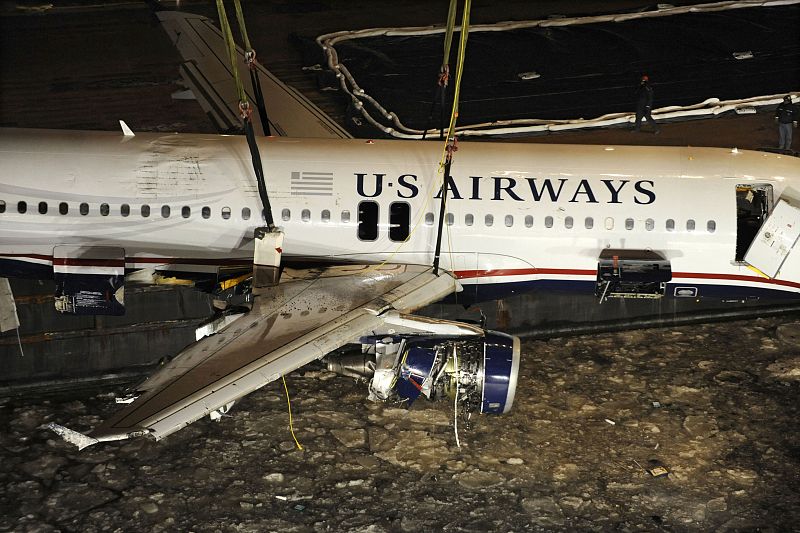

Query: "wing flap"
(87, 265), (458, 444)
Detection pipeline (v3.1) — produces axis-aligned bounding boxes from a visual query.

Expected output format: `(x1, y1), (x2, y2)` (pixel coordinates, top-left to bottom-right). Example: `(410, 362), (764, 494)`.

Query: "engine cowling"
(326, 331), (521, 415)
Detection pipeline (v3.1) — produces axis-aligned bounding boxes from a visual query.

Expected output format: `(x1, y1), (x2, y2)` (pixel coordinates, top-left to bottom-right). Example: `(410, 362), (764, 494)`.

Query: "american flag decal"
(290, 171), (334, 196)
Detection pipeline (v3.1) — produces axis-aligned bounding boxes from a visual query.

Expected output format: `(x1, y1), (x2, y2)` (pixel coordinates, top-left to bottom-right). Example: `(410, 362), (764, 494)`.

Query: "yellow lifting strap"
(432, 0), (471, 275)
(215, 0), (248, 110)
(215, 0), (275, 227)
(441, 0), (471, 159)
(232, 0), (271, 135)
(233, 0), (253, 54)
(441, 0), (459, 83)
(422, 0), (459, 139)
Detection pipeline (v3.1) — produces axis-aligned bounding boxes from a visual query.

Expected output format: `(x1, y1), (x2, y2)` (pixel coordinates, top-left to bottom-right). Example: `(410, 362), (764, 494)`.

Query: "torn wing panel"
(83, 264), (458, 445)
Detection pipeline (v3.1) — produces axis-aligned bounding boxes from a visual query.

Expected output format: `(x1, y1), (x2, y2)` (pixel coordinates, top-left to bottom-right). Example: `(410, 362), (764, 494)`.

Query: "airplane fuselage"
(2, 128), (800, 303)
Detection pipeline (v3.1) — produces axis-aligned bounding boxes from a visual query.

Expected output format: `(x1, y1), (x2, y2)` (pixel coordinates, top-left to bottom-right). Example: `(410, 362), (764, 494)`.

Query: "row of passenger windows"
(440, 213), (716, 233)
(351, 201), (717, 241)
(0, 200), (252, 220)
(281, 204), (717, 233)
(0, 199), (717, 235)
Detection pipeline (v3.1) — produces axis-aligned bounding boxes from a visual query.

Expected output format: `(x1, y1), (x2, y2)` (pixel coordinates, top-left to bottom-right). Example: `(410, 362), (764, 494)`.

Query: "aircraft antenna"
(433, 0), (471, 276)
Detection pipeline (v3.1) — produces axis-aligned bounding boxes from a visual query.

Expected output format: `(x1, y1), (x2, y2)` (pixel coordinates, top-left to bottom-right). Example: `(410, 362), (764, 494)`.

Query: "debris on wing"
(209, 401), (235, 421)
(44, 423), (99, 451)
(735, 106), (756, 114)
(733, 51), (754, 60)
(115, 393), (139, 404)
(518, 71), (541, 80)
(195, 312), (246, 341)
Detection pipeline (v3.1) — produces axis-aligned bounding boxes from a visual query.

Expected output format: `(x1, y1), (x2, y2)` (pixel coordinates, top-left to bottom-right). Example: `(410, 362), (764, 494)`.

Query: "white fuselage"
(2, 128), (800, 300)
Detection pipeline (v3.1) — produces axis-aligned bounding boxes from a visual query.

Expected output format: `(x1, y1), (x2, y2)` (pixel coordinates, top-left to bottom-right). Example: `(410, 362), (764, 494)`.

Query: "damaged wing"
(50, 264), (459, 449)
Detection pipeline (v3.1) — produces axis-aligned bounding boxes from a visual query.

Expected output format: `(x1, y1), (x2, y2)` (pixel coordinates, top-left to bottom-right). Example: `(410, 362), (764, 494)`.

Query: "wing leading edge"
(49, 264), (459, 449)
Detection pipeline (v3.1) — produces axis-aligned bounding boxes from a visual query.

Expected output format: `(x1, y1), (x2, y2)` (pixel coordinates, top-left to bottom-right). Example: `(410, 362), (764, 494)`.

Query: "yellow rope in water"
(282, 375), (303, 450)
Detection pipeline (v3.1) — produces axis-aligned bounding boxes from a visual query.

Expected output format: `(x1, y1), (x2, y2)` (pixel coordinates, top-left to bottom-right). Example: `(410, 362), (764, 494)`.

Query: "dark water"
(336, 5), (800, 127)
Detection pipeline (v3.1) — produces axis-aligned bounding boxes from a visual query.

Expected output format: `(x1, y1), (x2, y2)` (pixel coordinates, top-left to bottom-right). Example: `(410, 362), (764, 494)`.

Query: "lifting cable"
(215, 0), (275, 229)
(232, 0), (272, 137)
(422, 0), (458, 140)
(433, 0), (471, 276)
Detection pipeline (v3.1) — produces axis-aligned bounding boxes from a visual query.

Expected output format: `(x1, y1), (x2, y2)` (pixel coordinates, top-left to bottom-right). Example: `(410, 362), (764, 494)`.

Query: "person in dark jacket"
(635, 75), (660, 133)
(775, 95), (798, 151)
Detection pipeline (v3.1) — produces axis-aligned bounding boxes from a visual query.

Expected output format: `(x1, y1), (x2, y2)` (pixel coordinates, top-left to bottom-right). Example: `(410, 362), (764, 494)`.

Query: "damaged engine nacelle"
(326, 331), (520, 414)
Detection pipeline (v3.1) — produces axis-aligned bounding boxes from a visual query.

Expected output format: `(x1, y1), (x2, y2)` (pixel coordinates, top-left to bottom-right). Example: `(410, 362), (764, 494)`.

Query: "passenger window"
(341, 210), (350, 223)
(80, 203), (89, 216)
(38, 202), (47, 215)
(465, 214), (474, 226)
(221, 207), (231, 220)
(18, 201), (27, 214)
(505, 215), (514, 227)
(425, 212), (434, 225)
(301, 209), (311, 222)
(485, 214), (494, 227)
(605, 217), (614, 230)
(525, 215), (533, 228)
(645, 218), (654, 231)
(707, 220), (716, 233)
(585, 217), (593, 229)
(281, 208), (290, 221)
(183, 206), (191, 218)
(565, 216), (573, 229)
(161, 205), (170, 218)
(666, 219), (675, 232)
(100, 203), (109, 216)
(321, 209), (330, 222)
(241, 207), (249, 220)
(141, 204), (150, 217)
(625, 218), (634, 230)
(545, 216), (553, 228)
(446, 213), (454, 226)
(686, 219), (696, 232)
(0, 200), (5, 214)
(59, 202), (68, 215)
(358, 201), (379, 241)
(202, 206), (211, 219)
(389, 202), (410, 242)
(121, 204), (130, 217)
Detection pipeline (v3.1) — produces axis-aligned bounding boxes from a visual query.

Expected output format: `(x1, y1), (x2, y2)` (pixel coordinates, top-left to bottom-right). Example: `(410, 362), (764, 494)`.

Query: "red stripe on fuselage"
(52, 258), (125, 267)
(3, 255), (800, 290)
(455, 268), (594, 279)
(0, 254), (250, 267)
(454, 267), (800, 290)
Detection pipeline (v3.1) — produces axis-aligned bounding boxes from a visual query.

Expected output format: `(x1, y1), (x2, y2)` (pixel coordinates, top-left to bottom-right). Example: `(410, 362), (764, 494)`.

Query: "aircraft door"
(743, 199), (800, 279)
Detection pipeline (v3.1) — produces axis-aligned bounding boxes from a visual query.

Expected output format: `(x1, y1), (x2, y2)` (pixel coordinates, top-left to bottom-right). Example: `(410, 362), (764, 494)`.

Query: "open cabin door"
(743, 199), (800, 279)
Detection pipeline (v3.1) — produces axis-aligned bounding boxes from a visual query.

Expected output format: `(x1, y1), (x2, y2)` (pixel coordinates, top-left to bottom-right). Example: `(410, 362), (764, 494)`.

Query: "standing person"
(775, 95), (798, 152)
(634, 75), (660, 133)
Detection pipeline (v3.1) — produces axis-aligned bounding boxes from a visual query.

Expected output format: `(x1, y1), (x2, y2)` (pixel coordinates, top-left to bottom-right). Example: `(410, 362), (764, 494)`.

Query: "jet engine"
(325, 331), (520, 414)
